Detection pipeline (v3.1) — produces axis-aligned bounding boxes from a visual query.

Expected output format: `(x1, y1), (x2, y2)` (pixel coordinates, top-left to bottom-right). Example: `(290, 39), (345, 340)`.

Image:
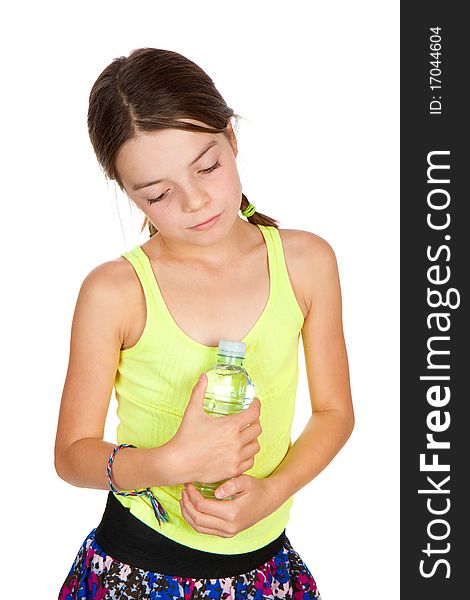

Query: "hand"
(170, 373), (262, 484)
(179, 475), (278, 538)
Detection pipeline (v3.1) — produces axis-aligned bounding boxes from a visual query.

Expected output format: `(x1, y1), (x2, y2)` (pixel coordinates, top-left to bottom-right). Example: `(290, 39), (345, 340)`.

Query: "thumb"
(189, 372), (207, 404)
(197, 372), (207, 388)
(214, 475), (245, 499)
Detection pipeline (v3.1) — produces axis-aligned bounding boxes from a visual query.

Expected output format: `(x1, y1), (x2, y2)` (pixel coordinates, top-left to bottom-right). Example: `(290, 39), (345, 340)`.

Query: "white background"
(1, 1), (399, 598)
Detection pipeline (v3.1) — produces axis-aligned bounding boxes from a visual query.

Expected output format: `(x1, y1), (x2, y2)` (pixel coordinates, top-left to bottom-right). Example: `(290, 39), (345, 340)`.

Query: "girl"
(55, 47), (354, 600)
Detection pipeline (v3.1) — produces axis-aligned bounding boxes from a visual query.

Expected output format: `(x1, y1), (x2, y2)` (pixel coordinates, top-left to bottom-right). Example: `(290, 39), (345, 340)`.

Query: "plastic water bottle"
(193, 339), (255, 500)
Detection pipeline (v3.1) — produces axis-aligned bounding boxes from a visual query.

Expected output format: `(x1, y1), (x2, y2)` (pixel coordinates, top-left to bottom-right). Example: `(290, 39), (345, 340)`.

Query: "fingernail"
(215, 488), (225, 499)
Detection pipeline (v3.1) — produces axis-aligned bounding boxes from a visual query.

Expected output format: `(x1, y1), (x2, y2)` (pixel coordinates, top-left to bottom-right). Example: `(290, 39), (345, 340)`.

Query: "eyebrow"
(132, 140), (219, 191)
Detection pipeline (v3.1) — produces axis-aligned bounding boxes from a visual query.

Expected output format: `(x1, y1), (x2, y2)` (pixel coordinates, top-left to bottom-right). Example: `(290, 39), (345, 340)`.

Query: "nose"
(180, 180), (212, 213)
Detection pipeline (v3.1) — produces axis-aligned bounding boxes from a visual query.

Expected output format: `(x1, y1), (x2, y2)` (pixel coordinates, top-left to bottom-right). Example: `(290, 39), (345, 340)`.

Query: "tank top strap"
(120, 246), (161, 331)
(258, 225), (305, 327)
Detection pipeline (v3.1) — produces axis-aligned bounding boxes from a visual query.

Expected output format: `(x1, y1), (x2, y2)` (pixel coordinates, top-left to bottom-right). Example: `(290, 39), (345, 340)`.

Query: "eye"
(145, 160), (221, 205)
(146, 189), (168, 205)
(201, 159), (221, 174)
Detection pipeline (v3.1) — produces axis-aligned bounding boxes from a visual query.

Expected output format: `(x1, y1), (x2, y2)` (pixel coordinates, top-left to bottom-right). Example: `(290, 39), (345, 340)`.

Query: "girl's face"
(115, 119), (243, 245)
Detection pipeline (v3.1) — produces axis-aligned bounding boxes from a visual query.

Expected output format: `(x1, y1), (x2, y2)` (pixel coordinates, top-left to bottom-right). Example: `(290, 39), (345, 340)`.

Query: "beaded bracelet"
(106, 443), (170, 526)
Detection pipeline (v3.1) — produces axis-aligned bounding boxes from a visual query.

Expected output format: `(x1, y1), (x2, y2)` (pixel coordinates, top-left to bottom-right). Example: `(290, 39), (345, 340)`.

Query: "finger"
(246, 397), (261, 418)
(180, 489), (236, 536)
(179, 498), (224, 536)
(184, 484), (238, 520)
(236, 437), (261, 472)
(232, 455), (257, 479)
(238, 432), (261, 469)
(239, 423), (262, 446)
(237, 455), (257, 476)
(180, 501), (233, 537)
(214, 475), (248, 499)
(233, 398), (261, 428)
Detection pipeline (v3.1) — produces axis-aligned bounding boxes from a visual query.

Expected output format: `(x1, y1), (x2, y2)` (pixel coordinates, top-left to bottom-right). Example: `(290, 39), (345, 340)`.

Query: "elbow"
(346, 409), (355, 439)
(54, 444), (70, 482)
(54, 452), (65, 481)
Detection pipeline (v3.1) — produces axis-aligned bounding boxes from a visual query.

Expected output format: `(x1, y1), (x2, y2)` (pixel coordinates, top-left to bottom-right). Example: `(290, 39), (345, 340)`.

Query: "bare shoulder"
(277, 228), (336, 258)
(55, 256), (141, 460)
(78, 256), (137, 308)
(77, 256), (141, 347)
(277, 228), (339, 316)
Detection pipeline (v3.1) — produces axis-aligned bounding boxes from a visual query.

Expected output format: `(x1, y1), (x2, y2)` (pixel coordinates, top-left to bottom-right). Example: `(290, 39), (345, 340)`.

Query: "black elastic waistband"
(94, 491), (286, 578)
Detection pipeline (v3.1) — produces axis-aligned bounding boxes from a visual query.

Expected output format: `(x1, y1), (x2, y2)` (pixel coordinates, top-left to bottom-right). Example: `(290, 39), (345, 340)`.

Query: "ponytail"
(238, 193), (279, 229)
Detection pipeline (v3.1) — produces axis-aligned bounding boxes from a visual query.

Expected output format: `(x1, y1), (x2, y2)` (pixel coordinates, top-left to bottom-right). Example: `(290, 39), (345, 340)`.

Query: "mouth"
(188, 212), (222, 229)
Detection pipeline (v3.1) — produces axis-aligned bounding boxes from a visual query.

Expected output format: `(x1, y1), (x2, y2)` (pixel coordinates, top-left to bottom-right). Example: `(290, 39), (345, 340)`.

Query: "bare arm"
(267, 233), (355, 506)
(54, 261), (181, 491)
(57, 439), (178, 491)
(54, 261), (262, 493)
(177, 232), (354, 537)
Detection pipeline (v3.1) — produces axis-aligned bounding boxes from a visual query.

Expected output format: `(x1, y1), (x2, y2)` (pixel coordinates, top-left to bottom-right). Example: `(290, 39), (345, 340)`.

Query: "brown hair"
(87, 48), (279, 237)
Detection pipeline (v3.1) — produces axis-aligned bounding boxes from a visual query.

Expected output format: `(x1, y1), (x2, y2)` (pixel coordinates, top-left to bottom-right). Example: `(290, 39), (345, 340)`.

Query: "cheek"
(151, 209), (178, 230)
(228, 161), (242, 186)
(140, 202), (173, 229)
(217, 163), (242, 197)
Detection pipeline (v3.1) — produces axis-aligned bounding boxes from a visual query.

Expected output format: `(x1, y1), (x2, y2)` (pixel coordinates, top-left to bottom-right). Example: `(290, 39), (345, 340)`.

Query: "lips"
(190, 213), (221, 228)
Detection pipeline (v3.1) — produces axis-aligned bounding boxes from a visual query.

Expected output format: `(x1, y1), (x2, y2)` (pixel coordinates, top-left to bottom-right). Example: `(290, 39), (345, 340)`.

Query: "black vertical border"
(401, 2), (469, 595)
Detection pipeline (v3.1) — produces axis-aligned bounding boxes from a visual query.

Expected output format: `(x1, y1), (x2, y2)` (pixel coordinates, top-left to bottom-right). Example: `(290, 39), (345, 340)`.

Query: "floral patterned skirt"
(58, 526), (322, 600)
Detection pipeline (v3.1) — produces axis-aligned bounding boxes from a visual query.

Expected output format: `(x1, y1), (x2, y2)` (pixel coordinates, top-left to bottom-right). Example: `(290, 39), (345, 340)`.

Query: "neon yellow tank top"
(114, 224), (304, 553)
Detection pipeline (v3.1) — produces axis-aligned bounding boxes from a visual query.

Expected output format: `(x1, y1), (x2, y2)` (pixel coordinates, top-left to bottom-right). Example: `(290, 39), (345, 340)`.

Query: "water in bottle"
(193, 339), (255, 500)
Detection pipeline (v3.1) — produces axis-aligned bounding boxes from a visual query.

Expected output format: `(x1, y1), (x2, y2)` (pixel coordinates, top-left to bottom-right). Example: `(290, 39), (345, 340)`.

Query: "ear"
(226, 119), (238, 157)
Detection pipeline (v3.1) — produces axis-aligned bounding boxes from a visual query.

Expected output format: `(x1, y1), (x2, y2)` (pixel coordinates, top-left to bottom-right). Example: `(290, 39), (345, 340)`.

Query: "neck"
(150, 217), (258, 269)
